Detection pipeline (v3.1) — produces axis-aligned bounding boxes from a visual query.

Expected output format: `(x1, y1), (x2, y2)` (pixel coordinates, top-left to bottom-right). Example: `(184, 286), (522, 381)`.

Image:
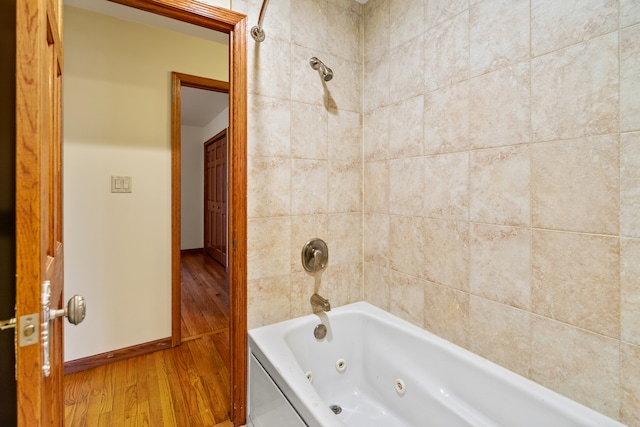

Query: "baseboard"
(181, 248), (204, 255)
(64, 337), (172, 375)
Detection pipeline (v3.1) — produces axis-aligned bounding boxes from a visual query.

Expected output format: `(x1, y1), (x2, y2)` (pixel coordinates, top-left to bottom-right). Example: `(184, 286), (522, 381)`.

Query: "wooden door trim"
(16, 0), (65, 424)
(112, 1), (247, 425)
(171, 72), (228, 346)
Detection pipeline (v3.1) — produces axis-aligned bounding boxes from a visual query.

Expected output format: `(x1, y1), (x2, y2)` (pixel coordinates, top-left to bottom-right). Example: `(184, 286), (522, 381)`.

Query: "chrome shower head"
(322, 65), (334, 81)
(309, 57), (333, 82)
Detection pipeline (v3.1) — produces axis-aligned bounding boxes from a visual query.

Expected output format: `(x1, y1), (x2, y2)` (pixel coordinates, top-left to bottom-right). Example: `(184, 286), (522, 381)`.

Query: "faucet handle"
(312, 249), (323, 270)
(302, 238), (328, 273)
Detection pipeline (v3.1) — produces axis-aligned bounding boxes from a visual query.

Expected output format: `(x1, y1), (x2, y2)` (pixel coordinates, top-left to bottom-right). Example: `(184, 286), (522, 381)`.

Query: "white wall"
(180, 106), (229, 250)
(204, 106), (229, 138)
(63, 6), (228, 361)
(180, 125), (206, 250)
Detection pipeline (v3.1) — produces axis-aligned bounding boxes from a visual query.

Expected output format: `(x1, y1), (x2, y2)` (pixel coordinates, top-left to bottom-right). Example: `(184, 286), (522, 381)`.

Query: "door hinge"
(233, 237), (237, 250)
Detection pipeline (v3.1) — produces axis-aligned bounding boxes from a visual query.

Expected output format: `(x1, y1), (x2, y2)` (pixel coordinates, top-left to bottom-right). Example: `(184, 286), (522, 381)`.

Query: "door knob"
(41, 281), (86, 376)
(50, 295), (86, 325)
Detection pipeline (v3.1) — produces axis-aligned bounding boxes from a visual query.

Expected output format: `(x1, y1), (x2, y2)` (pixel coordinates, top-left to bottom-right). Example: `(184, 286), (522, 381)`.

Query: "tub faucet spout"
(310, 293), (331, 312)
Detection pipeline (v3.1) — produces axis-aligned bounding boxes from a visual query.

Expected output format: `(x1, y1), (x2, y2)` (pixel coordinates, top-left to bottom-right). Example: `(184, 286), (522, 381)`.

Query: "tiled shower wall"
(233, 0), (640, 424)
(361, 0), (639, 424)
(231, 0), (364, 328)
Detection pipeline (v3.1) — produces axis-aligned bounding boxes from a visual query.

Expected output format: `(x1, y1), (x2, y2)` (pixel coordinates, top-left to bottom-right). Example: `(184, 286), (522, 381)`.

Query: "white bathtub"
(247, 302), (624, 427)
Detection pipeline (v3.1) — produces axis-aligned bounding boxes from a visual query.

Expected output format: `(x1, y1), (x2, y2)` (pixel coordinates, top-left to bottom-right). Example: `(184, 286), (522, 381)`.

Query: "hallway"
(64, 252), (231, 426)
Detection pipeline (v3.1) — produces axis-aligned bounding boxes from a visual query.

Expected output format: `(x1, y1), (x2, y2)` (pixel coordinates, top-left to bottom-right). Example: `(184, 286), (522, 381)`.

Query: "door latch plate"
(19, 314), (39, 347)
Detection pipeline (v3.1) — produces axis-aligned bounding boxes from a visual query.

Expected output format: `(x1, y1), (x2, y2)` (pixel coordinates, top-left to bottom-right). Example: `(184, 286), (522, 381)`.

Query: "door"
(204, 129), (228, 267)
(15, 0), (65, 425)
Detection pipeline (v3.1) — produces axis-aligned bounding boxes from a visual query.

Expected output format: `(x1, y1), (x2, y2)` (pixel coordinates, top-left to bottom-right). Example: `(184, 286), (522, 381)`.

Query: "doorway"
(173, 74), (230, 344)
(62, 1), (247, 424)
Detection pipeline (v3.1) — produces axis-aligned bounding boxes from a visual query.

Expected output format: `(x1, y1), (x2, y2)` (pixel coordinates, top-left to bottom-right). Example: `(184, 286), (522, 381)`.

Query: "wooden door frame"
(171, 72), (229, 341)
(203, 128), (228, 267)
(109, 1), (247, 425)
(16, 0), (65, 425)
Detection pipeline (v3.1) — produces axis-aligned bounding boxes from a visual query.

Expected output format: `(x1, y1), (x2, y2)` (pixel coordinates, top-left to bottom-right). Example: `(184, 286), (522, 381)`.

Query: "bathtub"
(247, 302), (624, 427)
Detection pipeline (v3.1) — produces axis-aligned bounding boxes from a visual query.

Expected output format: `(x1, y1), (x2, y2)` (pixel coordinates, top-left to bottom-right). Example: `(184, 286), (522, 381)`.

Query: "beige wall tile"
(621, 132), (640, 237)
(470, 224), (531, 310)
(248, 275), (292, 329)
(290, 271), (319, 318)
(248, 157), (291, 218)
(248, 217), (291, 281)
(470, 145), (530, 226)
(364, 107), (389, 161)
(324, 262), (362, 307)
(531, 316), (620, 418)
(248, 38), (292, 99)
(248, 95), (291, 158)
(389, 270), (425, 327)
(389, 0), (423, 49)
(469, 62), (531, 149)
(291, 0), (327, 51)
(364, 263), (390, 311)
(291, 44), (328, 107)
(364, 56), (390, 112)
(291, 159), (328, 215)
(327, 1), (361, 63)
(422, 218), (470, 291)
(424, 281), (469, 348)
(531, 32), (618, 141)
(423, 82), (469, 155)
(389, 0), (424, 49)
(423, 152), (469, 221)
(620, 0), (640, 27)
(324, 55), (362, 113)
(364, 213), (389, 266)
(621, 0), (640, 28)
(469, 0), (529, 76)
(389, 35), (424, 104)
(531, 136), (619, 235)
(328, 109), (361, 163)
(621, 24), (640, 132)
(328, 161), (362, 213)
(531, 0), (618, 57)
(424, 11), (469, 92)
(621, 238), (640, 346)
(231, 0), (247, 13)
(621, 342), (640, 426)
(363, 0), (389, 63)
(532, 230), (620, 338)
(424, 0), (468, 30)
(327, 213), (362, 265)
(389, 215), (423, 278)
(290, 215), (328, 274)
(291, 102), (328, 159)
(364, 160), (389, 213)
(469, 297), (531, 377)
(247, 0), (291, 43)
(389, 157), (424, 216)
(388, 96), (423, 159)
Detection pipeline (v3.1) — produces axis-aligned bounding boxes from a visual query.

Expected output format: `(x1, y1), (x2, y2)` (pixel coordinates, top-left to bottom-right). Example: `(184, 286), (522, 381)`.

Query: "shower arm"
(251, 0), (270, 42)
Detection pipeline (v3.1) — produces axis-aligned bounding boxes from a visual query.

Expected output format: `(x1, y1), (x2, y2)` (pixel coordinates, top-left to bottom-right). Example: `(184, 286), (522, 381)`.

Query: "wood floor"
(64, 252), (232, 427)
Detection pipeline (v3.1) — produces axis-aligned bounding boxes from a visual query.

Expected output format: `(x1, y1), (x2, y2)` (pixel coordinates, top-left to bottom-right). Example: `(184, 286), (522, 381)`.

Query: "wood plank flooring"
(64, 252), (232, 427)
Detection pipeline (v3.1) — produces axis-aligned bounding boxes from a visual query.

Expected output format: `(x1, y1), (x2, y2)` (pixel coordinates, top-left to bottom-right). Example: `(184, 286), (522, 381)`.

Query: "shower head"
(309, 57), (333, 82)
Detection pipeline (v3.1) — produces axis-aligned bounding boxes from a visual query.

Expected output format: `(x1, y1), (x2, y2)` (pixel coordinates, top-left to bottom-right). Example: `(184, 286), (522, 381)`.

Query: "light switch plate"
(111, 176), (132, 193)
